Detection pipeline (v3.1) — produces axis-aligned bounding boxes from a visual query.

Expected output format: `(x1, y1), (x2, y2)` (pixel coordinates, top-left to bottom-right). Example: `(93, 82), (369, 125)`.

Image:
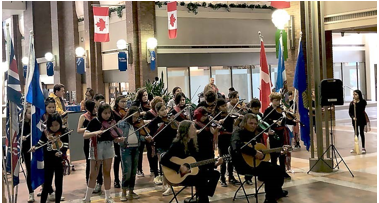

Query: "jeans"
(120, 147), (139, 190)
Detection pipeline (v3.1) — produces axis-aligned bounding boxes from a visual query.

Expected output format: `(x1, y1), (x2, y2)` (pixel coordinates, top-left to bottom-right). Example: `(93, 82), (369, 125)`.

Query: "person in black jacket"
(21, 104), (34, 202)
(161, 120), (222, 203)
(349, 89), (368, 154)
(231, 114), (287, 203)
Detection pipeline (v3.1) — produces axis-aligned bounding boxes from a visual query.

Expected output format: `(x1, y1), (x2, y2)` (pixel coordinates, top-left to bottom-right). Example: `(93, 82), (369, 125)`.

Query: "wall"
(324, 1), (377, 16)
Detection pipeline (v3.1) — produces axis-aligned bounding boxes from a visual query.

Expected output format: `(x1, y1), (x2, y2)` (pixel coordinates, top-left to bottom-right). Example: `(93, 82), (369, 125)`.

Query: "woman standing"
(83, 103), (124, 203)
(112, 95), (129, 188)
(80, 88), (95, 111)
(349, 90), (367, 154)
(77, 100), (103, 194)
(171, 93), (191, 121)
(117, 106), (153, 201)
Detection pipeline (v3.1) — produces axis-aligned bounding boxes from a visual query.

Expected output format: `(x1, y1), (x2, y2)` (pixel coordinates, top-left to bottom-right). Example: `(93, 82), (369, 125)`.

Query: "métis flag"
(259, 39), (272, 113)
(93, 6), (110, 42)
(26, 35), (46, 190)
(275, 34), (286, 92)
(167, 1), (177, 39)
(293, 41), (310, 151)
(5, 25), (22, 187)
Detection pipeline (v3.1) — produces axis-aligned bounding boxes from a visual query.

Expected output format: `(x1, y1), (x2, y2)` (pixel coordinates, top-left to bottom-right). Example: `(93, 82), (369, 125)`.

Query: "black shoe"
(284, 173), (291, 180)
(114, 181), (121, 188)
(281, 190), (289, 197)
(228, 177), (241, 185)
(220, 178), (227, 187)
(264, 199), (277, 203)
(245, 179), (253, 185)
(137, 170), (144, 177)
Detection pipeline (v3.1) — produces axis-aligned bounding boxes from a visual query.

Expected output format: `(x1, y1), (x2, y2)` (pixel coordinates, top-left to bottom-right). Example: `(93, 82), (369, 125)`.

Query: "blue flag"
(150, 50), (156, 70)
(25, 39), (46, 190)
(118, 52), (127, 71)
(293, 41), (310, 151)
(276, 37), (286, 92)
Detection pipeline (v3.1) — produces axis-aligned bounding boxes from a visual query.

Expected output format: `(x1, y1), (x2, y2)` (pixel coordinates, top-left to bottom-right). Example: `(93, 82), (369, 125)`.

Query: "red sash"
(149, 109), (158, 117)
(174, 105), (187, 120)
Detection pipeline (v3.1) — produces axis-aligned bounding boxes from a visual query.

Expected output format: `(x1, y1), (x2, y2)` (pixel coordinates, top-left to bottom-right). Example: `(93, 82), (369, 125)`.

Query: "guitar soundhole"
(184, 163), (190, 170)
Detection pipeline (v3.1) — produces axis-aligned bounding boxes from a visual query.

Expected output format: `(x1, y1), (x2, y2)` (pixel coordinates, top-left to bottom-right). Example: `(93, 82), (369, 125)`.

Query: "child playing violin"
(117, 106), (153, 201)
(29, 113), (70, 203)
(83, 102), (125, 203)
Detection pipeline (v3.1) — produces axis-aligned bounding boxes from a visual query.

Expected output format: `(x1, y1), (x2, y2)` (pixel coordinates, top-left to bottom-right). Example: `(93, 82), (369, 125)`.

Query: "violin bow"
(223, 100), (244, 121)
(30, 129), (74, 152)
(152, 105), (190, 139)
(197, 111), (222, 134)
(101, 111), (138, 134)
(190, 85), (201, 103)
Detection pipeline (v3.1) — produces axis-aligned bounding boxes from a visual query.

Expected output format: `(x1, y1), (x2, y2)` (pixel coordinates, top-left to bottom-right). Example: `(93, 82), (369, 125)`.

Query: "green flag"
(275, 29), (288, 61)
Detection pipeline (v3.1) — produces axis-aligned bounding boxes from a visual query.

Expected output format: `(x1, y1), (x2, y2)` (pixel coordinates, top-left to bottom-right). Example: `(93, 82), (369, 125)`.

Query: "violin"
(274, 106), (305, 127)
(161, 115), (179, 130)
(46, 131), (64, 151)
(101, 120), (123, 139)
(141, 100), (151, 111)
(118, 108), (128, 118)
(133, 118), (151, 136)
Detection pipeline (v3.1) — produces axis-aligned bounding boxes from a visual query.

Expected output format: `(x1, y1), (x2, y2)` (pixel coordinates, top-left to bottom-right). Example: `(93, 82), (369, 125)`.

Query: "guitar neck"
(261, 147), (283, 154)
(190, 158), (217, 168)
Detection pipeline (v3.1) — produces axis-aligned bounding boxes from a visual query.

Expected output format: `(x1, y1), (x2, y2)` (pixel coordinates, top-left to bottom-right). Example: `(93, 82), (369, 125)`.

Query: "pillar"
(11, 15), (24, 90)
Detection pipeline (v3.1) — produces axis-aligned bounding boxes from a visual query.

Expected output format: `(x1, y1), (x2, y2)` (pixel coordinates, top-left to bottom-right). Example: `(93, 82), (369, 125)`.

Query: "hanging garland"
(78, 17), (84, 22)
(155, 1), (274, 15)
(109, 5), (126, 18)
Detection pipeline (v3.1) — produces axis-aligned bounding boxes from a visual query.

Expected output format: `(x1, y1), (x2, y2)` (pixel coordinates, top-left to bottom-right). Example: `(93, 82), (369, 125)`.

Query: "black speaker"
(321, 79), (344, 106)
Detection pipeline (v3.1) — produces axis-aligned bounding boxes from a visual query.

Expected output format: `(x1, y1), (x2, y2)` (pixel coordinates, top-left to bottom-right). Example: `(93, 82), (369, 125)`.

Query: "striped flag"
(25, 35), (46, 190)
(5, 24), (22, 187)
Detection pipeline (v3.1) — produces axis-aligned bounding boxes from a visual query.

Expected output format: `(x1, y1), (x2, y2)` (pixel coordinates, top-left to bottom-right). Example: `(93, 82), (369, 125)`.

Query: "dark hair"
(216, 98), (227, 109)
(204, 91), (216, 103)
(353, 90), (364, 101)
(172, 87), (181, 95)
(126, 106), (139, 124)
(155, 102), (165, 112)
(229, 91), (239, 99)
(135, 88), (147, 102)
(97, 102), (112, 122)
(155, 77), (159, 81)
(229, 87), (235, 91)
(45, 97), (56, 107)
(46, 113), (63, 132)
(249, 98), (261, 108)
(86, 88), (95, 99)
(85, 100), (96, 114)
(113, 95), (127, 110)
(94, 94), (105, 101)
(174, 92), (186, 105)
(53, 84), (64, 94)
(240, 113), (258, 130)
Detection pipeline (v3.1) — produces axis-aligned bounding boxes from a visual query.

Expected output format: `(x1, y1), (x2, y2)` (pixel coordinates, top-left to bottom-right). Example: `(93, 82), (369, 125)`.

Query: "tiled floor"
(7, 107), (377, 203)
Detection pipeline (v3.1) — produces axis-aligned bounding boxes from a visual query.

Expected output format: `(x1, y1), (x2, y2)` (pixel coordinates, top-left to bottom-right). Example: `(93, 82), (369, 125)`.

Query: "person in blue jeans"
(117, 106), (153, 201)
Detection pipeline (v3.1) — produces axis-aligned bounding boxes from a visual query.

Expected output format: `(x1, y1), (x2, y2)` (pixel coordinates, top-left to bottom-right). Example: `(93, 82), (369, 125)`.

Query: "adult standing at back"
(80, 88), (95, 111)
(49, 84), (67, 116)
(203, 78), (219, 98)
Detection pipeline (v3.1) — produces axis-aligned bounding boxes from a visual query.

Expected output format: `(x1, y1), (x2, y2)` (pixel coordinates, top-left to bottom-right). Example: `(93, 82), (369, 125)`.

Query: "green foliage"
(143, 72), (171, 103)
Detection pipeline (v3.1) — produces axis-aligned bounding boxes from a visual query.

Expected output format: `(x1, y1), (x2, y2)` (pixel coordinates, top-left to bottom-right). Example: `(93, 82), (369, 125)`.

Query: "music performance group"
(22, 80), (314, 203)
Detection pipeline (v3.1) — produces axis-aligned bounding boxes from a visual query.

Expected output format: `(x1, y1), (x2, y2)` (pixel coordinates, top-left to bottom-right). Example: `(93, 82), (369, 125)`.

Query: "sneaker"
(128, 191), (140, 199)
(120, 195), (127, 202)
(284, 173), (292, 180)
(228, 176), (241, 185)
(82, 199), (91, 203)
(362, 148), (366, 154)
(105, 197), (114, 203)
(48, 192), (55, 201)
(37, 189), (42, 197)
(350, 149), (355, 153)
(114, 181), (121, 188)
(28, 193), (35, 202)
(93, 184), (102, 194)
(245, 179), (253, 185)
(220, 180), (227, 187)
(154, 176), (163, 185)
(158, 175), (163, 182)
(162, 188), (173, 196)
(137, 171), (144, 177)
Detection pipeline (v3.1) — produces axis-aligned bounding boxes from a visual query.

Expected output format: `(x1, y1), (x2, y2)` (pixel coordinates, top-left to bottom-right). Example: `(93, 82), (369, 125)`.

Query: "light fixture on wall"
(75, 47), (86, 74)
(45, 52), (55, 76)
(117, 39), (128, 71)
(22, 57), (28, 78)
(272, 9), (295, 50)
(147, 38), (157, 70)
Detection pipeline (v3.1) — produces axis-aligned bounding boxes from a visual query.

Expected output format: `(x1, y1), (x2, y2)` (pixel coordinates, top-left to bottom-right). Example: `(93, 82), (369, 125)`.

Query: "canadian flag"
(259, 40), (272, 113)
(270, 1), (290, 9)
(167, 2), (177, 39)
(93, 7), (110, 42)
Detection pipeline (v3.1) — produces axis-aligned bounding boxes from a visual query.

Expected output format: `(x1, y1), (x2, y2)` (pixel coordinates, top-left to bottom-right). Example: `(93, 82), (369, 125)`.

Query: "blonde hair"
(269, 92), (282, 102)
(174, 120), (198, 153)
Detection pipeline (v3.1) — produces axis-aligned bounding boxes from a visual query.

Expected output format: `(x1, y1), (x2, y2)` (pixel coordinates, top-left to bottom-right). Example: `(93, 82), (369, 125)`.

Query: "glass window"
(232, 66), (252, 101)
(167, 67), (190, 98)
(270, 65), (278, 91)
(211, 66), (231, 97)
(252, 65), (260, 98)
(343, 62), (358, 101)
(358, 62), (366, 99)
(333, 63), (342, 80)
(189, 67), (210, 104)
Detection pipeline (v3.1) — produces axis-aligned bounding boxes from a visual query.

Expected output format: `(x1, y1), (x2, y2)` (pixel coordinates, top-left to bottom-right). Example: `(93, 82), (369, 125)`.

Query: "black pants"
(138, 141), (159, 176)
(114, 142), (121, 182)
(353, 123), (366, 148)
(41, 160), (63, 203)
(218, 134), (234, 179)
(84, 140), (103, 185)
(182, 168), (220, 203)
(271, 152), (286, 175)
(238, 162), (284, 200)
(22, 151), (33, 194)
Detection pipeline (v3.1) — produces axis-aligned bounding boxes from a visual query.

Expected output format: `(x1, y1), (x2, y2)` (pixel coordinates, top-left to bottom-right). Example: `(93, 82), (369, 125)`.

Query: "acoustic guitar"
(162, 155), (230, 184)
(241, 143), (292, 168)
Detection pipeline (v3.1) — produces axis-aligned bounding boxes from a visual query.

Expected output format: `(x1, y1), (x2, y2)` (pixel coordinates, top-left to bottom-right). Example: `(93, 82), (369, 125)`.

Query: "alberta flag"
(293, 41), (310, 151)
(25, 35), (46, 190)
(275, 33), (286, 92)
(5, 24), (22, 187)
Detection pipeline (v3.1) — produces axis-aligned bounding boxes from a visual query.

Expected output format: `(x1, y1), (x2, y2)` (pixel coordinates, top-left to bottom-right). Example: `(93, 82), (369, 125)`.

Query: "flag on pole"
(93, 7), (110, 42)
(25, 35), (46, 190)
(5, 24), (22, 187)
(167, 1), (177, 39)
(270, 1), (290, 9)
(293, 41), (310, 151)
(259, 39), (272, 113)
(275, 34), (286, 92)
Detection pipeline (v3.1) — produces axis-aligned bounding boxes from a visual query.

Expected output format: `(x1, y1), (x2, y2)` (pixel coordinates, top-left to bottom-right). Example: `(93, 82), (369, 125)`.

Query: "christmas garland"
(109, 5), (126, 18)
(155, 1), (274, 15)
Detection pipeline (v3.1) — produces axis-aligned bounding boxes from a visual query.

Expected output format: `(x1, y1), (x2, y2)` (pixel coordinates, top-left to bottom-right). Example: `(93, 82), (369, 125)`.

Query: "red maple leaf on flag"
(96, 18), (106, 31)
(170, 14), (176, 27)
